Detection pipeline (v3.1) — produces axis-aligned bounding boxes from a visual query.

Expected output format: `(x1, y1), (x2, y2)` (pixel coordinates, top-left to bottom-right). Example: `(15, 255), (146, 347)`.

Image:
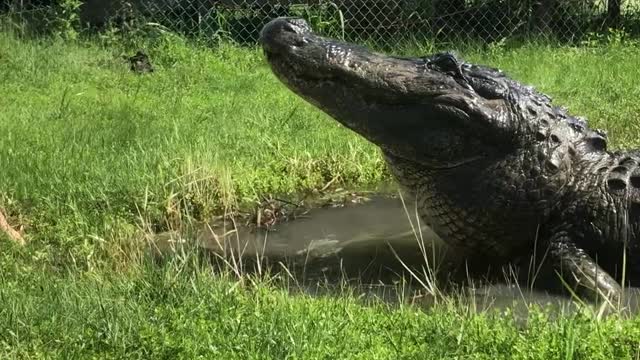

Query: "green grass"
(0, 32), (390, 260)
(2, 30), (640, 357)
(1, 251), (640, 359)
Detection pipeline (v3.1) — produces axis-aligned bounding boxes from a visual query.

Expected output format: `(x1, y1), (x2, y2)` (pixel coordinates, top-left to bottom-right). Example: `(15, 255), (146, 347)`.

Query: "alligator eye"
(436, 55), (457, 69)
(427, 53), (460, 74)
(427, 53), (471, 89)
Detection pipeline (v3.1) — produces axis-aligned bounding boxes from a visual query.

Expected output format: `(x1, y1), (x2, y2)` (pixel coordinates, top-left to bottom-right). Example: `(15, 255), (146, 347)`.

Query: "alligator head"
(259, 17), (576, 170)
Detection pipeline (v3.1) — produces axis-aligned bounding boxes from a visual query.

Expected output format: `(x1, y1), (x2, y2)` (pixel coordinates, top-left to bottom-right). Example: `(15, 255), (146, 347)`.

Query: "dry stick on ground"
(0, 208), (24, 245)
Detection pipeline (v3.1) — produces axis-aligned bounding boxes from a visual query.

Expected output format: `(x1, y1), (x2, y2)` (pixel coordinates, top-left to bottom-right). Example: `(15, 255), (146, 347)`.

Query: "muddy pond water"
(152, 194), (640, 317)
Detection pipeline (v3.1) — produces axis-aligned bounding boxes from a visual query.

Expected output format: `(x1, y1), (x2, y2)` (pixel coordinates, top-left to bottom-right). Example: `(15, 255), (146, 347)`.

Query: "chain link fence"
(2, 1), (640, 47)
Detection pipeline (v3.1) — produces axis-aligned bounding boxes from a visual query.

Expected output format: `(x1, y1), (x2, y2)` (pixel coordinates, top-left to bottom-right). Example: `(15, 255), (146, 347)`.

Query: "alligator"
(259, 17), (640, 303)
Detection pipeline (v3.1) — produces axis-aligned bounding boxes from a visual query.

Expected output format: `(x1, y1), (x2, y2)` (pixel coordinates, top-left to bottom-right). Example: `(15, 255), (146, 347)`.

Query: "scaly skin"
(259, 17), (640, 302)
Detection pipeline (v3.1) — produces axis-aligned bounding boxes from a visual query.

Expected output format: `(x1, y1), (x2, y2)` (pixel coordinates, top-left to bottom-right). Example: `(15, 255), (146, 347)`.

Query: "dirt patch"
(0, 208), (25, 246)
(245, 190), (372, 231)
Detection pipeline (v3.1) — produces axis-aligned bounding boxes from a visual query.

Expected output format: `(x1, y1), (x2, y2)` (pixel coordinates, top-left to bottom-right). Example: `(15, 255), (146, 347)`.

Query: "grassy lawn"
(2, 29), (640, 357)
(2, 254), (640, 359)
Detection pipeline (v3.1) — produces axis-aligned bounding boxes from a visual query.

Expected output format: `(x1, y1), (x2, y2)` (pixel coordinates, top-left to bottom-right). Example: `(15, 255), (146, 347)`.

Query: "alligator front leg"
(548, 230), (622, 305)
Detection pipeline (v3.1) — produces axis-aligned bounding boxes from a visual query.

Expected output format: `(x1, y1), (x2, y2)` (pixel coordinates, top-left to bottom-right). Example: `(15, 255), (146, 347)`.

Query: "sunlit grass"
(0, 244), (639, 359)
(2, 30), (640, 358)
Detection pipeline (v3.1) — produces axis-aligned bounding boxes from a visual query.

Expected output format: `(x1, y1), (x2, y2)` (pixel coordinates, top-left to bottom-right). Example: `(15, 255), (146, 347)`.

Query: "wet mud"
(151, 194), (640, 317)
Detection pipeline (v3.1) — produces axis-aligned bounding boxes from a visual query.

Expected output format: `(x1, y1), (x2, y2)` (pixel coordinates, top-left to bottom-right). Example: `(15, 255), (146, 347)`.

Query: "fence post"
(607, 0), (622, 29)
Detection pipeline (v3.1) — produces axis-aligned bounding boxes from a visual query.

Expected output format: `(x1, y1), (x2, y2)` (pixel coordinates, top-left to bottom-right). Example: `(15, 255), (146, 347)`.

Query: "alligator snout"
(260, 17), (312, 54)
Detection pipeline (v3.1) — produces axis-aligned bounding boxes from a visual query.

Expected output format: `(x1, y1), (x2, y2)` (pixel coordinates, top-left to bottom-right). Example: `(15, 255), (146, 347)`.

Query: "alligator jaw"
(259, 17), (471, 103)
(260, 17), (515, 168)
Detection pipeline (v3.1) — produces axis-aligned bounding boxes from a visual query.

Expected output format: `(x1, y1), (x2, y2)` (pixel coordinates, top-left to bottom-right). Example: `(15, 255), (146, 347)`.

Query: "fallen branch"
(0, 208), (25, 246)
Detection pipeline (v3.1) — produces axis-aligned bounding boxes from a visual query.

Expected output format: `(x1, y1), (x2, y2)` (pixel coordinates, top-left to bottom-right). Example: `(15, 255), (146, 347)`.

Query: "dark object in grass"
(260, 17), (640, 305)
(125, 50), (154, 74)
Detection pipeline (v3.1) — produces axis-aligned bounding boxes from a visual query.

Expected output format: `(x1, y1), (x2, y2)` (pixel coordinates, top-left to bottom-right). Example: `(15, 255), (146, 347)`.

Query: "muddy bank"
(151, 192), (449, 279)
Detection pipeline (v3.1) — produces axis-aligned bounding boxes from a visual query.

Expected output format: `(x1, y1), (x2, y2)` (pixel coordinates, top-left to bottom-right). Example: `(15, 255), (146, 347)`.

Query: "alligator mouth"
(259, 17), (462, 103)
(259, 17), (515, 169)
(260, 18), (333, 82)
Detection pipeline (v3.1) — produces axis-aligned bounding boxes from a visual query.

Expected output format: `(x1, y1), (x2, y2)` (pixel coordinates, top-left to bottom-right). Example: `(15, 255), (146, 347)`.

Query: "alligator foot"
(549, 231), (622, 306)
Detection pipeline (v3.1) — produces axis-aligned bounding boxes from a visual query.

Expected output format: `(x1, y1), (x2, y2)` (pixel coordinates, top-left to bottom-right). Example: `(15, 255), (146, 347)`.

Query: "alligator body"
(259, 17), (640, 302)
